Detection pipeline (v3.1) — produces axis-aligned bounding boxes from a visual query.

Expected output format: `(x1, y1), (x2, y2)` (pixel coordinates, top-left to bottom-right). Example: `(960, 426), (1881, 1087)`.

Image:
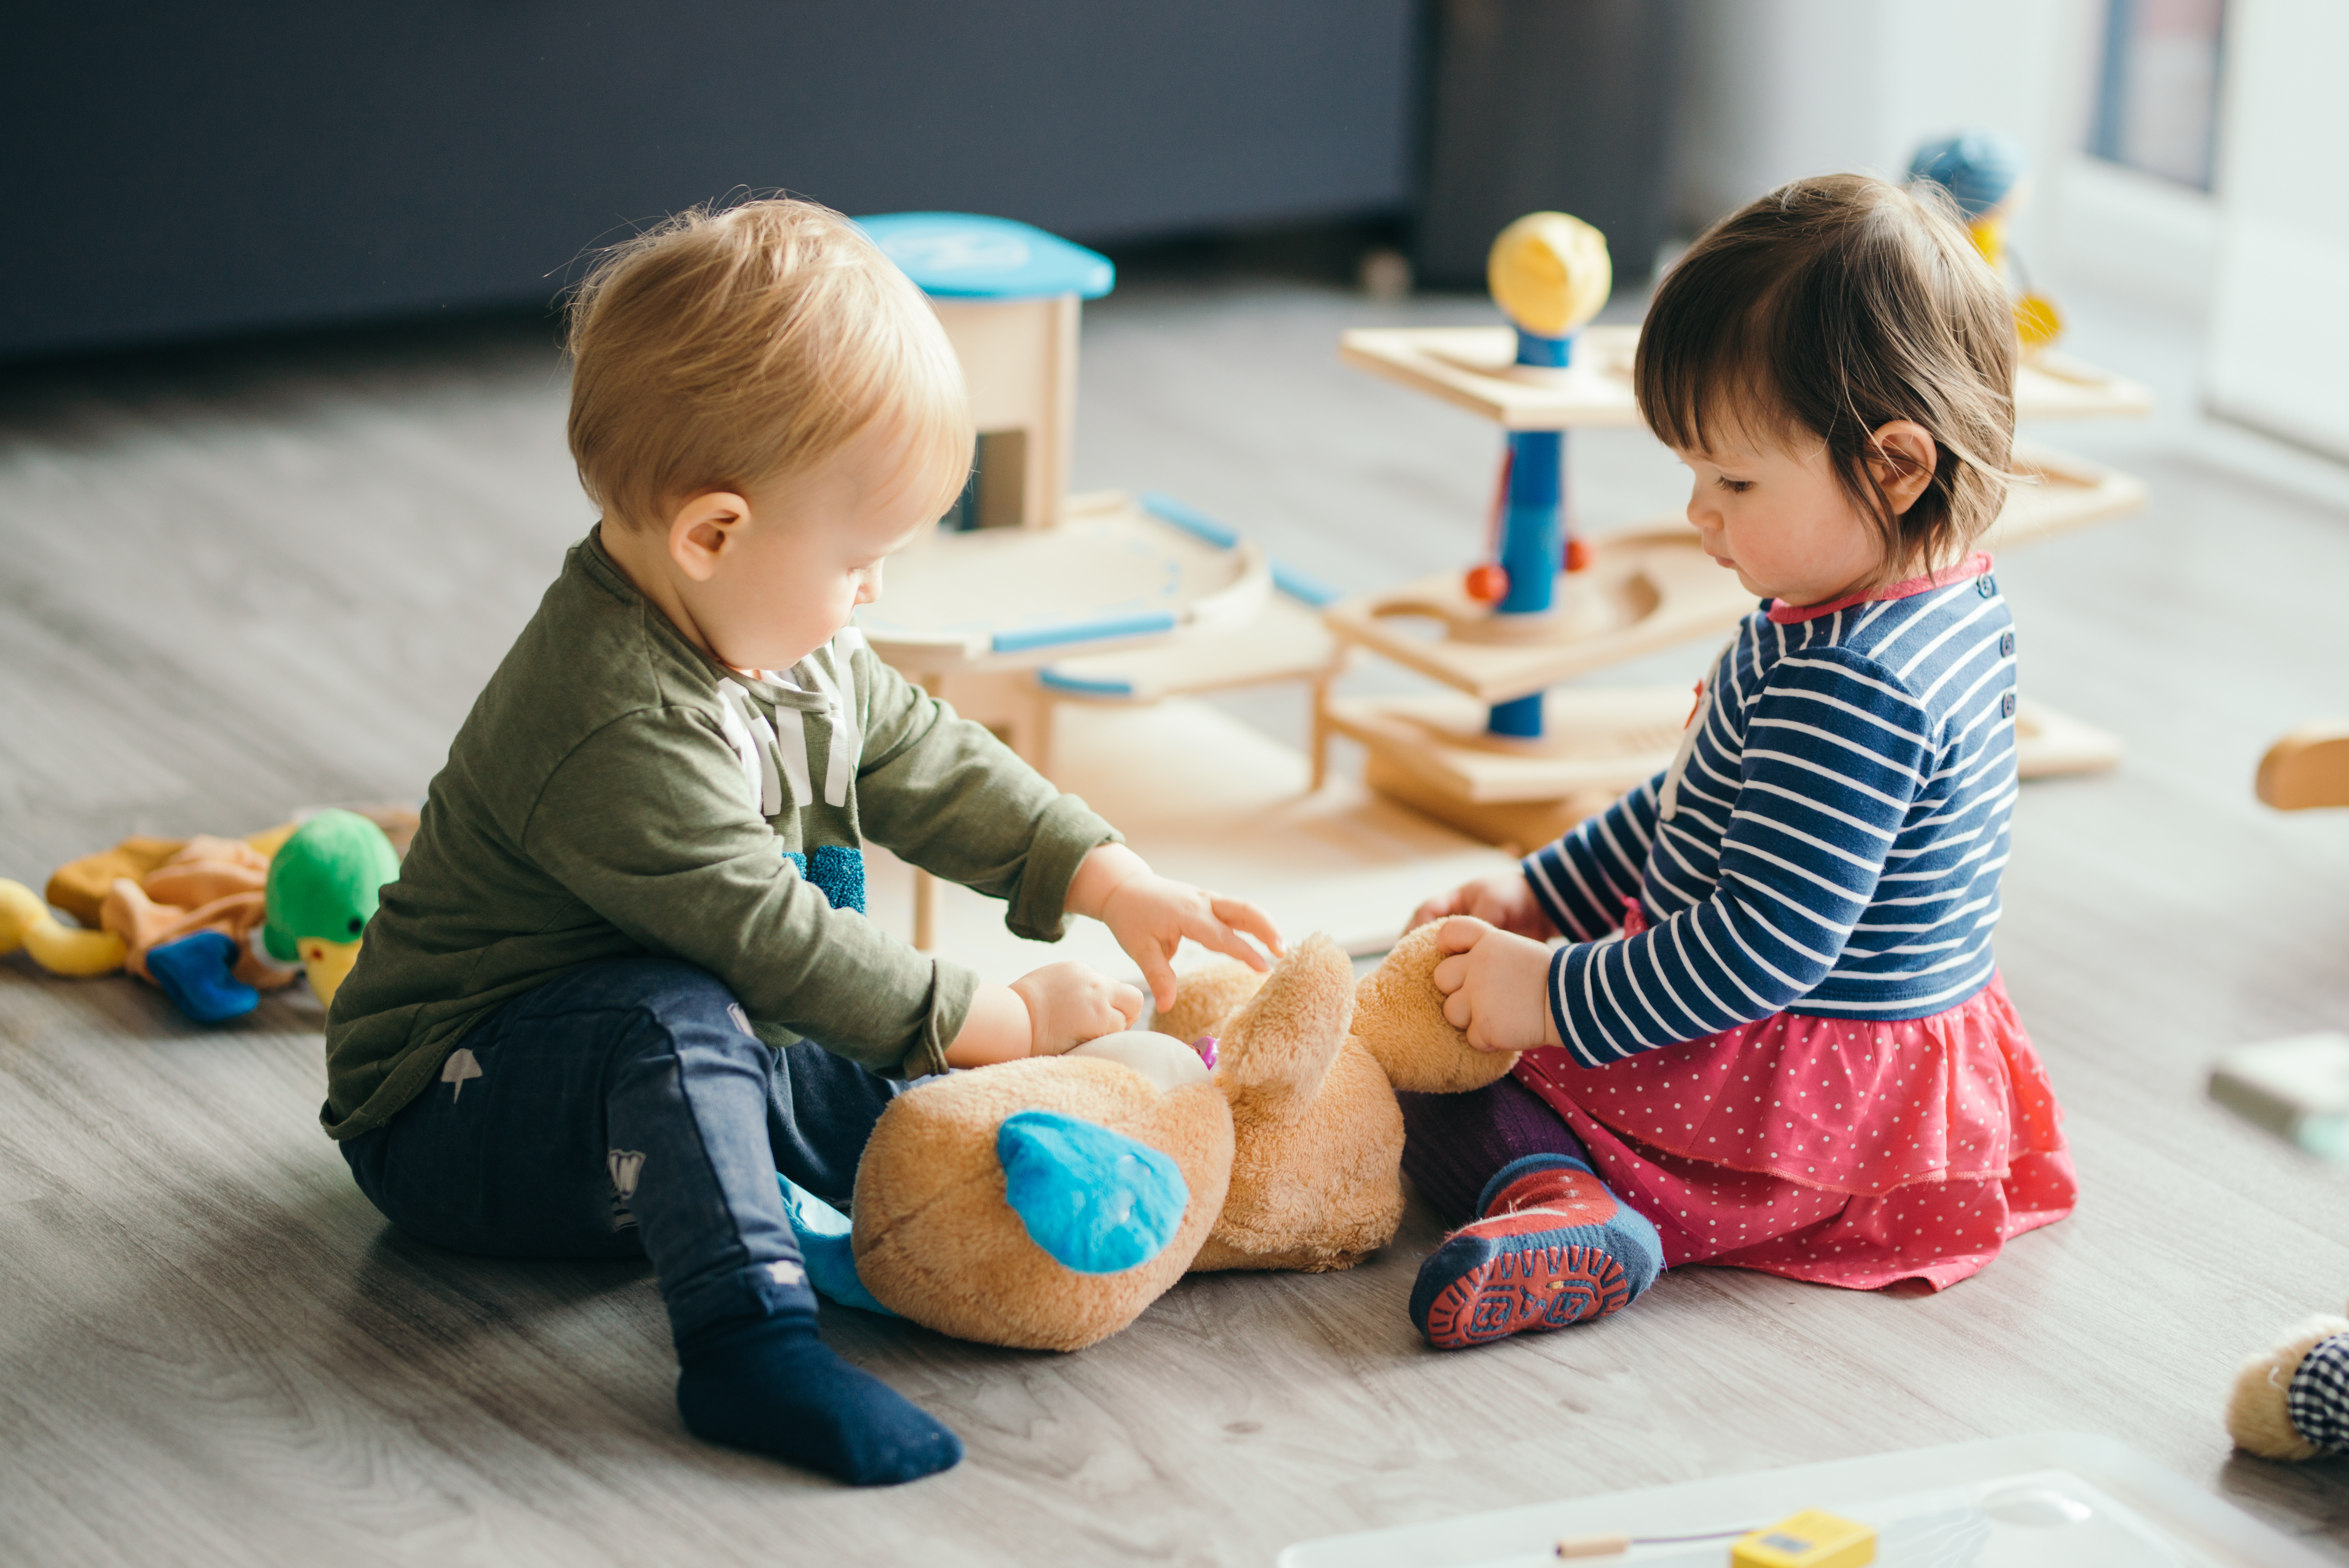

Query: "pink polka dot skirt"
(1512, 971), (2076, 1292)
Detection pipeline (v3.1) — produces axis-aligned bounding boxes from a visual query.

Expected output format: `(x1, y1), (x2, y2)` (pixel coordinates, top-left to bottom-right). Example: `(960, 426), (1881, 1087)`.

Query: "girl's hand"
(1408, 872), (1555, 940)
(1066, 844), (1282, 1014)
(1009, 961), (1146, 1056)
(1430, 916), (1561, 1054)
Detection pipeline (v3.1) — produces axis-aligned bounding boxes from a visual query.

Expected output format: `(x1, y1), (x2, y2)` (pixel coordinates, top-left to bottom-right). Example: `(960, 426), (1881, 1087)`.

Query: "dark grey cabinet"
(3, 3), (1415, 358)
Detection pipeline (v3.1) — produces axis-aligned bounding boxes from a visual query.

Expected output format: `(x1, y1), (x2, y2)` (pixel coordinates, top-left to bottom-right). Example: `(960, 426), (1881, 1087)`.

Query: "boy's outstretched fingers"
(1110, 881), (1285, 1014)
(1205, 894), (1283, 964)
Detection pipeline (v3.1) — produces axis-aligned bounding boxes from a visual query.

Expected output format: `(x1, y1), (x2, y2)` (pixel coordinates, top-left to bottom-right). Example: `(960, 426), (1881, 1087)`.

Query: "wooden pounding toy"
(1325, 209), (2159, 850)
(1318, 209), (1766, 850)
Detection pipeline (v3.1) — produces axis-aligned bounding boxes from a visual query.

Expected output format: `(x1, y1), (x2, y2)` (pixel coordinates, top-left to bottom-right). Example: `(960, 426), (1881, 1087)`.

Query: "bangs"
(1633, 263), (1803, 459)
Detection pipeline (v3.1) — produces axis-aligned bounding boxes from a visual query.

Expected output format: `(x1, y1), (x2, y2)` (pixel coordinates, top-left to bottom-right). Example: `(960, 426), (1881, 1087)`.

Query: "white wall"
(2204, 0), (2349, 458)
(1671, 0), (2105, 266)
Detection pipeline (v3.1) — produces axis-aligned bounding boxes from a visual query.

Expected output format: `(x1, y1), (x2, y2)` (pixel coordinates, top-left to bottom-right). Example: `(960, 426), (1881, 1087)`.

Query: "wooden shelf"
(1323, 687), (1684, 798)
(1038, 589), (1340, 703)
(1321, 522), (1753, 705)
(1990, 440), (2150, 552)
(1321, 440), (2146, 709)
(1323, 687), (2120, 851)
(1339, 324), (2155, 430)
(858, 491), (1269, 677)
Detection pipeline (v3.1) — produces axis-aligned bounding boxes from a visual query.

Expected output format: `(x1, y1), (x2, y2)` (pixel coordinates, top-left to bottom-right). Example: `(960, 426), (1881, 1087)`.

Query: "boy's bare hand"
(1429, 916), (1561, 1054)
(1409, 872), (1555, 940)
(1066, 844), (1281, 1014)
(1010, 961), (1145, 1056)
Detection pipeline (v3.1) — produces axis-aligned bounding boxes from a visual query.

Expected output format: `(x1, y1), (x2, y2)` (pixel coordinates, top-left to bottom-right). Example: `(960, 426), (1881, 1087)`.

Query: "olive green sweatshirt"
(321, 529), (1117, 1141)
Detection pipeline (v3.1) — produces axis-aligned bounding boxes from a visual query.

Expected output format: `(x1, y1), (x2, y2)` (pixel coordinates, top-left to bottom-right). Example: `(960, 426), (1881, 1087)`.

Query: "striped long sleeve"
(1522, 771), (1667, 942)
(1520, 559), (2022, 1068)
(1543, 647), (1933, 1065)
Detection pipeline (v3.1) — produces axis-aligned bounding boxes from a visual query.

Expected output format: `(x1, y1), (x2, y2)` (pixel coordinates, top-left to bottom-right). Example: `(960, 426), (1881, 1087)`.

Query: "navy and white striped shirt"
(1525, 555), (2019, 1068)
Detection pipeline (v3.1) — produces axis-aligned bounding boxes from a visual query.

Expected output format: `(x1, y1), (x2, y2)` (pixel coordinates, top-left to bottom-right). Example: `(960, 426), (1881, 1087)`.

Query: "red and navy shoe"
(1409, 1153), (1662, 1350)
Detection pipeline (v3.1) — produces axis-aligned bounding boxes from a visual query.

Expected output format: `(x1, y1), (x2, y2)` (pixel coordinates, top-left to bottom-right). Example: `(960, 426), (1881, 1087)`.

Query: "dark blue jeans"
(340, 957), (905, 1345)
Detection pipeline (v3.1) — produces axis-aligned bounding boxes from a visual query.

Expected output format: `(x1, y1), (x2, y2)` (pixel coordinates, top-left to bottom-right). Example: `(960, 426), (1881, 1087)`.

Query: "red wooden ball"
(1464, 563), (1509, 603)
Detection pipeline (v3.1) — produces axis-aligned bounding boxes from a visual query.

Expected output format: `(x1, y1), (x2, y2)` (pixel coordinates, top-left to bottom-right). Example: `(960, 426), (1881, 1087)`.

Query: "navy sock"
(675, 1313), (963, 1484)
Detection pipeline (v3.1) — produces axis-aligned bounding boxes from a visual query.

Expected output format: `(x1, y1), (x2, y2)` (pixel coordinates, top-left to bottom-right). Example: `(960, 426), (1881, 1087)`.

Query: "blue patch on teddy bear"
(782, 844), (866, 914)
(997, 1110), (1188, 1274)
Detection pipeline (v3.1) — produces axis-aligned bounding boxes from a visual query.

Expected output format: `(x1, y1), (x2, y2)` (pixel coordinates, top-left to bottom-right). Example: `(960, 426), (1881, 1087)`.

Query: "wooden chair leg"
(913, 867), (938, 951)
(2258, 723), (2349, 811)
(1309, 672), (1335, 794)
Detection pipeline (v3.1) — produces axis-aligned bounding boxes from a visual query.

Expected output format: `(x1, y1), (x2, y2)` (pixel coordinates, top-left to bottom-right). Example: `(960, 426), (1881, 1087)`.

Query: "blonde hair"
(565, 197), (973, 531)
(1634, 173), (2017, 581)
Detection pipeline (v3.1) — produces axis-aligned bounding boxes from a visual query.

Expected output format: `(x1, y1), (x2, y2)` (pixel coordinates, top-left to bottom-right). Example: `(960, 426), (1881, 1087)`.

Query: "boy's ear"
(666, 490), (752, 582)
(1866, 421), (1937, 516)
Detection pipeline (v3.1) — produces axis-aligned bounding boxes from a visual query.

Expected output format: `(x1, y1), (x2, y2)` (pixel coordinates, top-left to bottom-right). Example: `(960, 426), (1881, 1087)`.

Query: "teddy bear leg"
(2230, 1316), (2349, 1460)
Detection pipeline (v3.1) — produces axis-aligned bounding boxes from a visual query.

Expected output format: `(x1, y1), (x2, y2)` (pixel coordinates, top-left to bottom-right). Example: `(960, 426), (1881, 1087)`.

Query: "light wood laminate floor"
(4, 275), (2349, 1565)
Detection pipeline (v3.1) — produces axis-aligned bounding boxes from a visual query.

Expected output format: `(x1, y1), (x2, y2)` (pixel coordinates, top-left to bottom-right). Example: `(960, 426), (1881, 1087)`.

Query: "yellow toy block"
(1731, 1510), (1876, 1568)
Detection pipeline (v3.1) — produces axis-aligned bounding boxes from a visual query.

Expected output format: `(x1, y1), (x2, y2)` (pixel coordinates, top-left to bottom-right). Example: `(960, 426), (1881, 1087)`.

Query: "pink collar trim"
(1766, 553), (1992, 624)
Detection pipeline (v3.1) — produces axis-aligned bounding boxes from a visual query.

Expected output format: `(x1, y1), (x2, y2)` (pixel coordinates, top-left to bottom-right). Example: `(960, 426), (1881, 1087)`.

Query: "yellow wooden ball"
(2015, 290), (2064, 351)
(1487, 212), (1612, 337)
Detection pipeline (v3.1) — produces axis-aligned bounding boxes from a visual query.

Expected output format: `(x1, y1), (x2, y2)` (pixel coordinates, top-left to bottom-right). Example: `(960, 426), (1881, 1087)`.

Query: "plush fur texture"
(1190, 935), (1405, 1272)
(1351, 923), (1520, 1093)
(851, 1056), (1233, 1352)
(849, 928), (1502, 1351)
(1151, 960), (1268, 1046)
(2227, 1313), (2349, 1461)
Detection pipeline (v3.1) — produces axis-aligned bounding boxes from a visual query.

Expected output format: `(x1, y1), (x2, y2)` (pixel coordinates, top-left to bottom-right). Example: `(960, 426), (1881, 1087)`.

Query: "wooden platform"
(1994, 440), (2151, 551)
(1322, 441), (2142, 713)
(856, 490), (1270, 678)
(1321, 686), (2122, 854)
(1339, 323), (2158, 430)
(1318, 688), (1685, 851)
(1038, 589), (1339, 705)
(1321, 523), (1751, 706)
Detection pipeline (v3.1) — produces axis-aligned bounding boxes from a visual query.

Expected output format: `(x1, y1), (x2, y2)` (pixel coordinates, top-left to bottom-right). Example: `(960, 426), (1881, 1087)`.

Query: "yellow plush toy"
(850, 924), (1513, 1351)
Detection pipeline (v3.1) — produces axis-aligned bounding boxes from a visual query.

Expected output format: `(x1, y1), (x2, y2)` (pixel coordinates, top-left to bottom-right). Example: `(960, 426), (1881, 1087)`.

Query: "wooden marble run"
(856, 214), (1340, 778)
(1317, 212), (2156, 851)
(856, 214), (1347, 944)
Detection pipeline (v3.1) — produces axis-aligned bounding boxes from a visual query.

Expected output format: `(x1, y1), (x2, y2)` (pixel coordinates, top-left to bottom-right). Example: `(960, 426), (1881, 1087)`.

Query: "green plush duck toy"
(263, 810), (401, 1010)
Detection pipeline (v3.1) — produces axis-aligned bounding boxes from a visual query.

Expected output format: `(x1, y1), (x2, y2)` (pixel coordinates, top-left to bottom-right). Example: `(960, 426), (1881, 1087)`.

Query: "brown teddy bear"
(850, 923), (1512, 1351)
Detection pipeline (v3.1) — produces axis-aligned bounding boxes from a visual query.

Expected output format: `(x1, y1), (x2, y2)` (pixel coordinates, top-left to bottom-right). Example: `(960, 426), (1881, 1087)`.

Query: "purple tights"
(1396, 1073), (1592, 1226)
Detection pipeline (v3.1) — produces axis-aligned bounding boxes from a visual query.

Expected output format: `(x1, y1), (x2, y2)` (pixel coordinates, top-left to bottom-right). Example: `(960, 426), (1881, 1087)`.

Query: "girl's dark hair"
(1634, 173), (2018, 580)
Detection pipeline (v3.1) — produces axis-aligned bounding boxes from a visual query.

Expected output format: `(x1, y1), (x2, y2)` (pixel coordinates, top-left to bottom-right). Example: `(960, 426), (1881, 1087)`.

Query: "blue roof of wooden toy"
(857, 212), (1115, 300)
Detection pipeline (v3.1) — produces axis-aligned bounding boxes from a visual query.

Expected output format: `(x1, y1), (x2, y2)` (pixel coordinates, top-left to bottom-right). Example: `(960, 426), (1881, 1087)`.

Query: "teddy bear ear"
(1353, 922), (1520, 1093)
(1215, 933), (1354, 1122)
(997, 1110), (1191, 1274)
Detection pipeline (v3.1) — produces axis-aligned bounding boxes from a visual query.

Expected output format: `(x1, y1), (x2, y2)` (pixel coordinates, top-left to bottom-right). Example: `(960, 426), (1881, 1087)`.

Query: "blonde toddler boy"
(323, 199), (1277, 1486)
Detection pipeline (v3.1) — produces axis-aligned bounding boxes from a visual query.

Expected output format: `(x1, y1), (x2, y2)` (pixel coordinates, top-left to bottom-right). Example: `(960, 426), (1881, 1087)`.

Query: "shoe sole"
(1421, 1242), (1630, 1349)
